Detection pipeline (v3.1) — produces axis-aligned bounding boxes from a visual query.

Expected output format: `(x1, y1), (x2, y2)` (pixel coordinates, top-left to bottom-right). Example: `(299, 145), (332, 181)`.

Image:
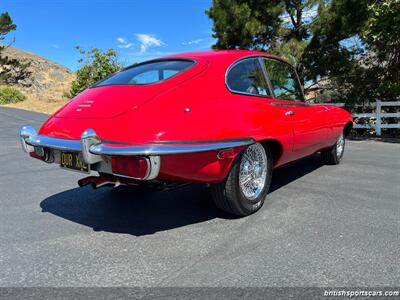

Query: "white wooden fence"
(330, 100), (400, 136)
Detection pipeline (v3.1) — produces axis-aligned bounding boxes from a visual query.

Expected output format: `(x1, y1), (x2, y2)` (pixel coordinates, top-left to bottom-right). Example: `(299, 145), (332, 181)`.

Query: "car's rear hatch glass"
(95, 59), (194, 86)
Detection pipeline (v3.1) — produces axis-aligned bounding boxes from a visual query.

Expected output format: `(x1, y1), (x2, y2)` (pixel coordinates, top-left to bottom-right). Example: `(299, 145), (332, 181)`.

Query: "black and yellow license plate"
(60, 151), (90, 173)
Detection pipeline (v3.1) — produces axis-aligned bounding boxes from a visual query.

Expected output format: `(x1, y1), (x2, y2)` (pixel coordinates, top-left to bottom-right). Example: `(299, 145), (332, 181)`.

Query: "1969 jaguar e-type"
(20, 50), (353, 216)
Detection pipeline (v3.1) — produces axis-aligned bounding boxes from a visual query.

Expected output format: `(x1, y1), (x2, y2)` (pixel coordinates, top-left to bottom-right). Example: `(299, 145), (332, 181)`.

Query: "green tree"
(301, 0), (374, 105)
(307, 0), (400, 105)
(206, 0), (322, 86)
(68, 46), (121, 98)
(360, 0), (400, 100)
(0, 12), (30, 83)
(206, 0), (397, 105)
(303, 0), (373, 79)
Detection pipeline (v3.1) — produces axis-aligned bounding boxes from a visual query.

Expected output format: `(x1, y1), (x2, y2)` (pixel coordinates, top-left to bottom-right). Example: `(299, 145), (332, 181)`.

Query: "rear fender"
(158, 146), (246, 183)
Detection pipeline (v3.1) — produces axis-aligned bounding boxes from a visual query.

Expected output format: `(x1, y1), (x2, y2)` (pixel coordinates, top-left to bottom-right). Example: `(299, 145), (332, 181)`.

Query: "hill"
(1, 45), (75, 114)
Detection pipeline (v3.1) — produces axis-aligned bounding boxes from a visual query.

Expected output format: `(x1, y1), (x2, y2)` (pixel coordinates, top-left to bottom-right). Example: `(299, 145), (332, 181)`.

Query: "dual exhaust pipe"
(77, 175), (136, 189)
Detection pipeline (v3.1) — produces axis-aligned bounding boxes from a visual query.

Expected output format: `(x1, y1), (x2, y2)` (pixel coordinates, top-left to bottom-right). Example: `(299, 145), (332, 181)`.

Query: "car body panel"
(22, 50), (353, 184)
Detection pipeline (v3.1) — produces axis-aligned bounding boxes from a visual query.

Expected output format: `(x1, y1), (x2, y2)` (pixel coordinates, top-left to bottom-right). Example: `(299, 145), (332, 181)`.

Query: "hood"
(54, 57), (208, 119)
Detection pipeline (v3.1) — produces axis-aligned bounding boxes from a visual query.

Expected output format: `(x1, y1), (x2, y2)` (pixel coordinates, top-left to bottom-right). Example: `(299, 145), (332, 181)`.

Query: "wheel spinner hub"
(336, 133), (345, 157)
(239, 143), (268, 201)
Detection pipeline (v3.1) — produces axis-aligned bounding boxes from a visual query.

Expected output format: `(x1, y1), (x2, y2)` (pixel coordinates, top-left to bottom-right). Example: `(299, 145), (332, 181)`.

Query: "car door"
(261, 57), (328, 158)
(288, 103), (329, 156)
(225, 57), (295, 165)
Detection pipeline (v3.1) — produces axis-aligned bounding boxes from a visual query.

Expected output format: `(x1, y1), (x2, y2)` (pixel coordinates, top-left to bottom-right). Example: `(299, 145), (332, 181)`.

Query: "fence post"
(376, 100), (382, 136)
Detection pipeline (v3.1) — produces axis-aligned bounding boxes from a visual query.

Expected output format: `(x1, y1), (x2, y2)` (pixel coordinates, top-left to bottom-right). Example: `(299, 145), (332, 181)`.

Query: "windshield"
(94, 59), (195, 86)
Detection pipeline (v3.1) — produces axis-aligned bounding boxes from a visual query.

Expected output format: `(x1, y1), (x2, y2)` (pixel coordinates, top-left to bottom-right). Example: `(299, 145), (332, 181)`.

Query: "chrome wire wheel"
(336, 133), (345, 157)
(239, 143), (268, 201)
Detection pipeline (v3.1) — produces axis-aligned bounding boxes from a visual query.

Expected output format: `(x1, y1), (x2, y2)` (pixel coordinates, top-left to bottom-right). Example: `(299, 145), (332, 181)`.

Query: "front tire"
(321, 132), (345, 165)
(210, 142), (273, 216)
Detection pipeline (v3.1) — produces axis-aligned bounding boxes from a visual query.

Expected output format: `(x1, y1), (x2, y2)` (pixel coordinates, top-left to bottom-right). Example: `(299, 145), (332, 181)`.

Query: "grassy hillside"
(1, 45), (75, 113)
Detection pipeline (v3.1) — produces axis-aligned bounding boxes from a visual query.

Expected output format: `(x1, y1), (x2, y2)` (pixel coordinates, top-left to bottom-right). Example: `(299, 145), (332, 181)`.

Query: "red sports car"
(20, 50), (353, 216)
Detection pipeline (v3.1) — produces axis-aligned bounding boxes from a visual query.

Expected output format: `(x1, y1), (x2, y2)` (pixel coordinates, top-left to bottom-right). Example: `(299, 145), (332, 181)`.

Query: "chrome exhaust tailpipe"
(78, 176), (119, 189)
(77, 175), (137, 189)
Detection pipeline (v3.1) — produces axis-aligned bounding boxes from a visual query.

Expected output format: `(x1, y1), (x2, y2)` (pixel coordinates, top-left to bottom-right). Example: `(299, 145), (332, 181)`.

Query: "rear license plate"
(60, 151), (90, 173)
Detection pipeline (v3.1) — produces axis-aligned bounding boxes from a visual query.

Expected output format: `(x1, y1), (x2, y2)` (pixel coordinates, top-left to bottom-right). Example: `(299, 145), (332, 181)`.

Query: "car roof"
(163, 50), (288, 65)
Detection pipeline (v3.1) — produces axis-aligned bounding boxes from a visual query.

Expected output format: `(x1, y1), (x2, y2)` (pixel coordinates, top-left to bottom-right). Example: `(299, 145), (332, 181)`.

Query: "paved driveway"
(0, 107), (399, 287)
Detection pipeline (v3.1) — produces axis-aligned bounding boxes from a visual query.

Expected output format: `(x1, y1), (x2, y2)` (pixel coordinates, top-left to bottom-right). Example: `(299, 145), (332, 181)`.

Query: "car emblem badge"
(76, 100), (94, 112)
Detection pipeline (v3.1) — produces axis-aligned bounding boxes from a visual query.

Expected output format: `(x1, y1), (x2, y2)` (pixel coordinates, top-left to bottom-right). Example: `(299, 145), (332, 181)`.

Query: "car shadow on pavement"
(40, 154), (323, 236)
(40, 183), (229, 236)
(269, 154), (324, 193)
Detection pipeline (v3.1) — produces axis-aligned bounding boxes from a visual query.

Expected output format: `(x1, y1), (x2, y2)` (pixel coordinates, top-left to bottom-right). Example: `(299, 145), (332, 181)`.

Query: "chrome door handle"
(285, 110), (295, 116)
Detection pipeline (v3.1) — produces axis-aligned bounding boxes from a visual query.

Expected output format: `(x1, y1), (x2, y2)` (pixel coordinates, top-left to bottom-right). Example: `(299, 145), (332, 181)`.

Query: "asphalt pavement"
(0, 107), (399, 287)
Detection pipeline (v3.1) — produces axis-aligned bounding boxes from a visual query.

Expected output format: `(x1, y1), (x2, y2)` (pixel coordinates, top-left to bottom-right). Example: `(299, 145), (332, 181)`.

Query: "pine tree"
(206, 0), (321, 86)
(206, 0), (399, 104)
(0, 12), (31, 84)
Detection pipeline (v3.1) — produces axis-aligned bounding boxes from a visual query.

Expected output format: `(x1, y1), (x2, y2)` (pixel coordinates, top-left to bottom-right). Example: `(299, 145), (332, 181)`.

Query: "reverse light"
(111, 156), (149, 179)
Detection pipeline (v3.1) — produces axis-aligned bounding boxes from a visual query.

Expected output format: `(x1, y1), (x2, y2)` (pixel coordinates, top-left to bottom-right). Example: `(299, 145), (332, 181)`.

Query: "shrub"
(0, 86), (26, 104)
(68, 47), (122, 98)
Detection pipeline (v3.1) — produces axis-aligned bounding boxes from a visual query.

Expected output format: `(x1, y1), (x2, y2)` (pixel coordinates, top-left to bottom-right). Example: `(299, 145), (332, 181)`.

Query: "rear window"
(95, 59), (194, 86)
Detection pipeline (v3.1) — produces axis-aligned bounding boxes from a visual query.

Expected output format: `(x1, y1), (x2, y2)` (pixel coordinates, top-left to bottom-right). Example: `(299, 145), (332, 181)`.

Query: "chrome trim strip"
(89, 139), (254, 156)
(23, 131), (254, 156)
(20, 124), (255, 180)
(26, 135), (81, 151)
(271, 102), (309, 107)
(151, 137), (252, 145)
(258, 56), (275, 98)
(20, 125), (256, 156)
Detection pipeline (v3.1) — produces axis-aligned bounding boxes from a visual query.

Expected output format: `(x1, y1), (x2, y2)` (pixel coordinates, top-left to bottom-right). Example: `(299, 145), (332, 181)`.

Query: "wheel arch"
(259, 138), (283, 166)
(344, 121), (353, 137)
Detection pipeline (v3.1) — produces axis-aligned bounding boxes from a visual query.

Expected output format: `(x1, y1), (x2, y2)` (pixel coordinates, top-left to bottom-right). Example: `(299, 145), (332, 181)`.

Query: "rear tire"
(321, 131), (345, 165)
(210, 142), (273, 216)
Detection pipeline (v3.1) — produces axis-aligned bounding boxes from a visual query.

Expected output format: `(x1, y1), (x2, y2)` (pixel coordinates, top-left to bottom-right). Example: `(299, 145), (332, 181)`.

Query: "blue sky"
(2, 0), (215, 70)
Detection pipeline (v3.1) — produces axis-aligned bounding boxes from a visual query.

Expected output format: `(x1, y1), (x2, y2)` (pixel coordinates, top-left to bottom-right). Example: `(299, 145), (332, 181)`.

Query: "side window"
(263, 59), (304, 102)
(226, 58), (270, 96)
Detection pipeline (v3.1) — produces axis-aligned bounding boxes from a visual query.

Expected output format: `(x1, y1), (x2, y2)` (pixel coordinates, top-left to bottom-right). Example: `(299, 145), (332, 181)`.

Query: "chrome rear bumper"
(20, 125), (254, 179)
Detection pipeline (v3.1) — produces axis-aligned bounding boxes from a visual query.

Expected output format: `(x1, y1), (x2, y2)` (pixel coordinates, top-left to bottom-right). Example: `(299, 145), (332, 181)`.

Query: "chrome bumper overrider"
(20, 124), (255, 180)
